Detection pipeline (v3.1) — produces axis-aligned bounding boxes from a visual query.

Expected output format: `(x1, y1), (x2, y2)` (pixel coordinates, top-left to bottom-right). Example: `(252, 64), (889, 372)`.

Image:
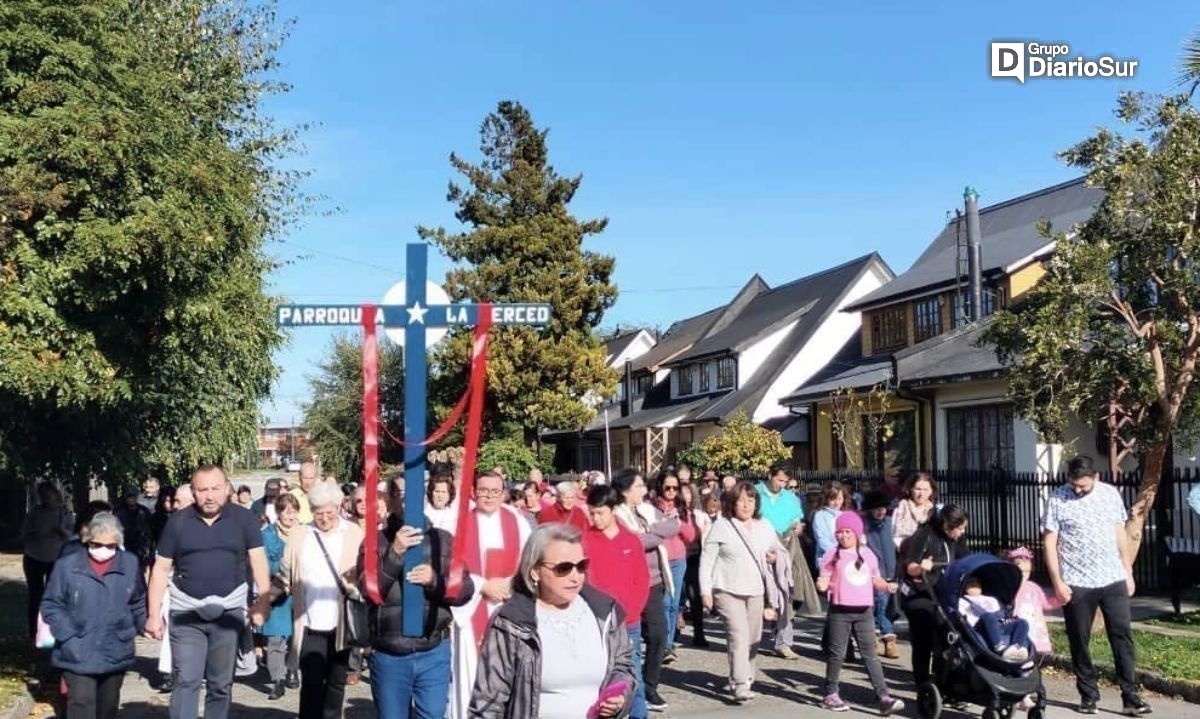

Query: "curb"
(0, 690), (34, 719)
(1045, 653), (1200, 704)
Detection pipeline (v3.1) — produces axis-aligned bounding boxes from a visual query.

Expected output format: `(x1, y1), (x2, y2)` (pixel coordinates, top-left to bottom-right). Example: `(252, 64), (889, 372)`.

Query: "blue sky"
(262, 1), (1197, 424)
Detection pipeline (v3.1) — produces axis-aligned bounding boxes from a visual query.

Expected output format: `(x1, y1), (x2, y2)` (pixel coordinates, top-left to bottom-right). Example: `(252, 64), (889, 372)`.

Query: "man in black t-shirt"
(146, 465), (270, 719)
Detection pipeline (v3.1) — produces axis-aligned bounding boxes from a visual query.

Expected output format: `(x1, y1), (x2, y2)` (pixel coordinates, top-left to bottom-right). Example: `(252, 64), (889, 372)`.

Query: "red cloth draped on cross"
(359, 303), (492, 605)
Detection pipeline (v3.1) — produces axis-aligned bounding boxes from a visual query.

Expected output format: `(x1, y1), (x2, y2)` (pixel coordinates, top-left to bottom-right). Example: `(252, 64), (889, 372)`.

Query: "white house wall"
(932, 379), (1100, 475)
(932, 380), (1041, 473)
(737, 319), (800, 402)
(609, 331), (656, 368)
(755, 265), (889, 423)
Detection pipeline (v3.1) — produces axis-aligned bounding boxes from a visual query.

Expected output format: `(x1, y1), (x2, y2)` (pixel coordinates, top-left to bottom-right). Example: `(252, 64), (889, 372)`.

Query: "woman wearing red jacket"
(583, 485), (652, 719)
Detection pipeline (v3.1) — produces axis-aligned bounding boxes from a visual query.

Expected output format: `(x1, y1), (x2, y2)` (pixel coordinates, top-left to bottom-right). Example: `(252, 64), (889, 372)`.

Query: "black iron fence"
(734, 466), (1200, 593)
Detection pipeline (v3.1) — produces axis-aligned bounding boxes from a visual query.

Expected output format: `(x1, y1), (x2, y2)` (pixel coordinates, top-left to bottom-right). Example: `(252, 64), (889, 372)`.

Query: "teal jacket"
(259, 523), (293, 637)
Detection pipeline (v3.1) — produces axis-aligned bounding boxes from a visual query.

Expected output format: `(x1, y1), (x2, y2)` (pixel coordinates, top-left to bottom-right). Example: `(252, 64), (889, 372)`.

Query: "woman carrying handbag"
(699, 481), (782, 703)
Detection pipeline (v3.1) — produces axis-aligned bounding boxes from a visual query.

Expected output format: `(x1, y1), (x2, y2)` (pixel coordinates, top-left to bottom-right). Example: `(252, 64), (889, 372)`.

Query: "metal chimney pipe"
(621, 359), (633, 418)
(964, 187), (984, 322)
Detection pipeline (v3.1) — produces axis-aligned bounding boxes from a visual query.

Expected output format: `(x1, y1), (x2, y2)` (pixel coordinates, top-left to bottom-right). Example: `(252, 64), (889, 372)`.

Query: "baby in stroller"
(958, 578), (1032, 662)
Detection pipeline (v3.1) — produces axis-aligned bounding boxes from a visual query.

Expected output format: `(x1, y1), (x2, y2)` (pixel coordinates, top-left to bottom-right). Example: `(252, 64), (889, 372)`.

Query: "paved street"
(76, 616), (1200, 719)
(4, 549), (1195, 719)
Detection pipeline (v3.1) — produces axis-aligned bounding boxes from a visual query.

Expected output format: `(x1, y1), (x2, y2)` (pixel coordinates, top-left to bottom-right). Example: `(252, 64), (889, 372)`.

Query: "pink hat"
(1006, 546), (1034, 561)
(834, 511), (864, 537)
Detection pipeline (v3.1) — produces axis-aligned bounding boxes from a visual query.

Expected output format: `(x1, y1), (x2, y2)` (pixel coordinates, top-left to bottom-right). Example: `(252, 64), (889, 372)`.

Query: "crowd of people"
(21, 454), (1157, 719)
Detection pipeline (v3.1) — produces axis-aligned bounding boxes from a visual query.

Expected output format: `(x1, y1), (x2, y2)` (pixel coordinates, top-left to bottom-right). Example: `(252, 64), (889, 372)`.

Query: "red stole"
(460, 508), (520, 652)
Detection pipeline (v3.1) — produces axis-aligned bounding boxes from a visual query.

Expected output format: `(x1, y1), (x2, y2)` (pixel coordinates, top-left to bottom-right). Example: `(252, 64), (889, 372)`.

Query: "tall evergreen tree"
(0, 0), (301, 491)
(420, 101), (618, 442)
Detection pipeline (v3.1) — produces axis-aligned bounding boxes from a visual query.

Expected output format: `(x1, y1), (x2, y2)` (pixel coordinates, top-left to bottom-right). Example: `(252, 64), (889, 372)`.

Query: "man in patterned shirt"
(1042, 455), (1150, 717)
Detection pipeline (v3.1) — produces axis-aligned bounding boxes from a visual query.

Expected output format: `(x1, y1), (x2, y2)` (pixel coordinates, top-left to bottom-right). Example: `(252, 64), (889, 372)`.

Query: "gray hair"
(307, 479), (344, 510)
(555, 480), (578, 497)
(515, 523), (583, 597)
(88, 511), (125, 544)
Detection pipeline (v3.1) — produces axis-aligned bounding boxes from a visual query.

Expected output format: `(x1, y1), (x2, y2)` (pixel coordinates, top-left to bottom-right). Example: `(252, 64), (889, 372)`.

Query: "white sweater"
(700, 516), (778, 599)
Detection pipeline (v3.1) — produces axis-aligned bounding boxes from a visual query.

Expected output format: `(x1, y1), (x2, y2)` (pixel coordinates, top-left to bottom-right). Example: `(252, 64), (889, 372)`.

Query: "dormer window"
(914, 296), (942, 343)
(678, 365), (695, 395)
(716, 357), (736, 389)
(871, 306), (907, 352)
(953, 285), (1007, 328)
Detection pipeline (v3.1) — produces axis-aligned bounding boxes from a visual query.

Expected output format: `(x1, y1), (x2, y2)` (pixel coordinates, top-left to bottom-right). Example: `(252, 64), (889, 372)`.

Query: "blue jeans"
(664, 558), (686, 648)
(369, 639), (452, 719)
(977, 611), (1030, 653)
(873, 591), (894, 636)
(628, 624), (647, 719)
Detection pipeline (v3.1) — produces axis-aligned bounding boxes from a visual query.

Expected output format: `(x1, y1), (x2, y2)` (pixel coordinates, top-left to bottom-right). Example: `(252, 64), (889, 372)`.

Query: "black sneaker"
(285, 671), (300, 689)
(1079, 700), (1098, 715)
(646, 690), (668, 712)
(268, 681), (285, 701)
(157, 675), (175, 694)
(1123, 697), (1152, 716)
(662, 651), (677, 665)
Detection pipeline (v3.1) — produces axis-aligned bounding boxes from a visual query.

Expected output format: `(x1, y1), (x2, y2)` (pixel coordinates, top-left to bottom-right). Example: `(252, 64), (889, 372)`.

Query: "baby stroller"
(917, 554), (1046, 719)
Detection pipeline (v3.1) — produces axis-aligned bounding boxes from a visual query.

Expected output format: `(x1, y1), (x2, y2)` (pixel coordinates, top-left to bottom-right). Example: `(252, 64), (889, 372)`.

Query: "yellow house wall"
(816, 408), (834, 470)
(1006, 261), (1046, 305)
(861, 316), (874, 357)
(811, 396), (926, 471)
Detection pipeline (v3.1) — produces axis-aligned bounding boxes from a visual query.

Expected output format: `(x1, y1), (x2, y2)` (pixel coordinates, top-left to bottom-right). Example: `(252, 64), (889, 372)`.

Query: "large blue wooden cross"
(276, 242), (551, 635)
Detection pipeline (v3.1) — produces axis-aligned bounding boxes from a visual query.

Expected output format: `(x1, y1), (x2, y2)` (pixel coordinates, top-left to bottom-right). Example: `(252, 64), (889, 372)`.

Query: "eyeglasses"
(662, 485), (679, 492)
(88, 542), (119, 550)
(475, 488), (505, 498)
(540, 559), (590, 577)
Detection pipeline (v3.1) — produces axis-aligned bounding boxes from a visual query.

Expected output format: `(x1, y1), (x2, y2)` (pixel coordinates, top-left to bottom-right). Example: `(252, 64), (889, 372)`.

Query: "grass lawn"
(1049, 623), (1200, 683)
(0, 577), (30, 709)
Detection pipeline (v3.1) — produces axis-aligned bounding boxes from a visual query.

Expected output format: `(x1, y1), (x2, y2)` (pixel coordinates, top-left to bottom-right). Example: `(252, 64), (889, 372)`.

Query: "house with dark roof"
(604, 328), (657, 369)
(544, 253), (894, 475)
(781, 178), (1108, 475)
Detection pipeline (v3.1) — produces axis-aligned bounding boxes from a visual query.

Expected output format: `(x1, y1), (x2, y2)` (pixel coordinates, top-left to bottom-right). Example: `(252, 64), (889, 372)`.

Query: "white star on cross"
(406, 301), (429, 325)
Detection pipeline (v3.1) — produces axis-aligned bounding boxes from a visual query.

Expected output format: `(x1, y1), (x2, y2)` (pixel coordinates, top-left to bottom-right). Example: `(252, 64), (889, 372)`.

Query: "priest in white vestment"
(448, 471), (531, 719)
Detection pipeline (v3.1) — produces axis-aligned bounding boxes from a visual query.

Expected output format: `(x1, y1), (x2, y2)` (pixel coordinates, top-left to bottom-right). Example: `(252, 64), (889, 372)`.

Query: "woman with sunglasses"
(41, 511), (147, 719)
(470, 523), (635, 719)
(654, 473), (694, 664)
(612, 468), (680, 713)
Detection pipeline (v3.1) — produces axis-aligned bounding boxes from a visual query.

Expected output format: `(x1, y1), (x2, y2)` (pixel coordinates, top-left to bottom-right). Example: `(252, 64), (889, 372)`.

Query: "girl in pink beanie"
(816, 511), (903, 715)
(1007, 546), (1057, 712)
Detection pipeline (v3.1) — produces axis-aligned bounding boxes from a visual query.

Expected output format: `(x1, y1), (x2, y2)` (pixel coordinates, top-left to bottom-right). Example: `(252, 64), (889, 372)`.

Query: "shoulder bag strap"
(312, 530), (348, 598)
(727, 518), (770, 595)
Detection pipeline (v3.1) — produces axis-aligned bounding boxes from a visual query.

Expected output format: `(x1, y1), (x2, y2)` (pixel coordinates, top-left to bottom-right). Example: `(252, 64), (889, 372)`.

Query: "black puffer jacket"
(361, 517), (473, 655)
(898, 523), (968, 609)
(468, 585), (635, 719)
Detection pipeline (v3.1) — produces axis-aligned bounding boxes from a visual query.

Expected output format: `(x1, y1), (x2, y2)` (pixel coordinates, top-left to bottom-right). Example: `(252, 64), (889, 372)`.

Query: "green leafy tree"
(675, 443), (710, 472)
(479, 436), (542, 482)
(303, 334), (404, 485)
(419, 101), (619, 444)
(694, 411), (789, 475)
(984, 92), (1200, 553)
(0, 0), (301, 493)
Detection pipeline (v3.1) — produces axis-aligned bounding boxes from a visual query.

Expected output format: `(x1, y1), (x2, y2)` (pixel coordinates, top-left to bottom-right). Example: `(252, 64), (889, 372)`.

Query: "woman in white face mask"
(40, 512), (148, 719)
